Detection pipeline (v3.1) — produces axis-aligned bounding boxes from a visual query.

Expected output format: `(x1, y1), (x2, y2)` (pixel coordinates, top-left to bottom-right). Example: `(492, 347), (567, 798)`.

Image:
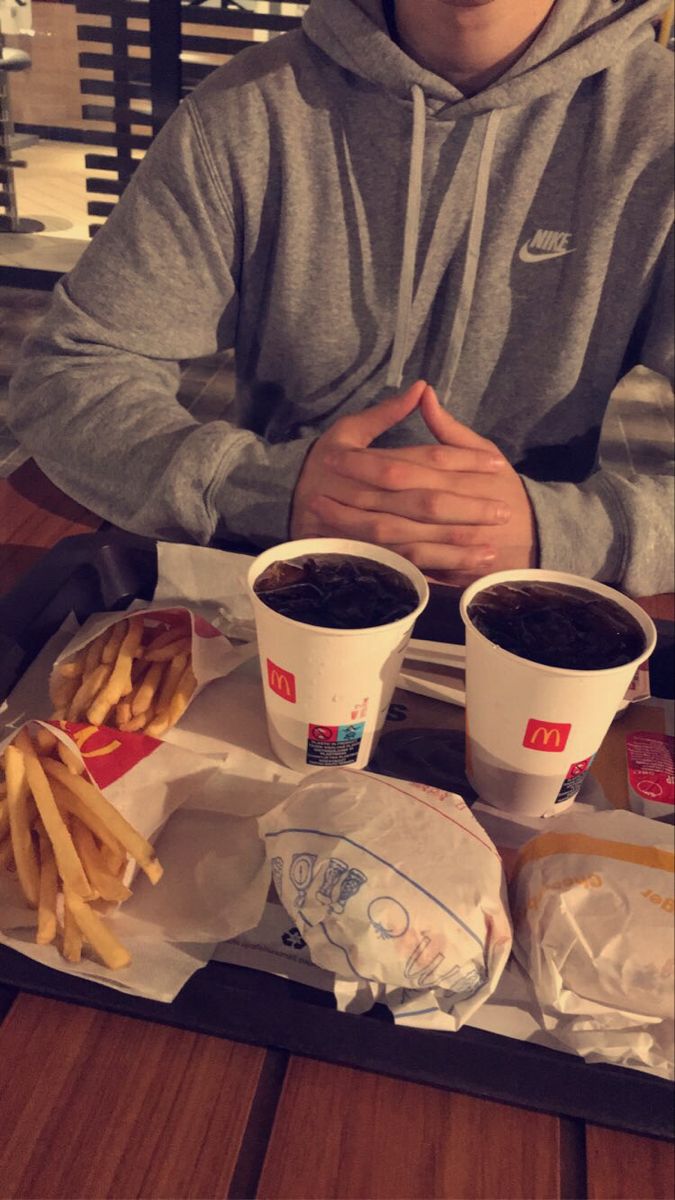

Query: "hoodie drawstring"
(387, 84), (426, 388)
(387, 89), (503, 399)
(436, 107), (503, 399)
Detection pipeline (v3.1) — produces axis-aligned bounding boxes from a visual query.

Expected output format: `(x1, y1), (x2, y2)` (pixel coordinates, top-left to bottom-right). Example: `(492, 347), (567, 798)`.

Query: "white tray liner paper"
(0, 542), (668, 1076)
(0, 714), (272, 1002)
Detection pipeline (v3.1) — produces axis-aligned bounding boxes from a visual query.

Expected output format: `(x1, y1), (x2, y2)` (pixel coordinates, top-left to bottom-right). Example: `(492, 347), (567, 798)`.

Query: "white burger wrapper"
(511, 808), (675, 1078)
(258, 768), (512, 1030)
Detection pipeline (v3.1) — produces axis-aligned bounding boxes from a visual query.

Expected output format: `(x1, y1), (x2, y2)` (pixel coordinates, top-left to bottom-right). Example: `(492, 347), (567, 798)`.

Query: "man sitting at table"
(6, 0), (674, 594)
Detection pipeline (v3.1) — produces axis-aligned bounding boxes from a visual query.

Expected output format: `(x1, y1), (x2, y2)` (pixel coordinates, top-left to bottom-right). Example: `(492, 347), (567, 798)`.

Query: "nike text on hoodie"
(7, 0), (674, 593)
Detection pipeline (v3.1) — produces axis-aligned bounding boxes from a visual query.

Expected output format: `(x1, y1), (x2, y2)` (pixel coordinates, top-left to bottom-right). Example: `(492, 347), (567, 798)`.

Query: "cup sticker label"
(554, 754), (595, 804)
(267, 659), (296, 703)
(627, 732), (674, 805)
(523, 718), (571, 753)
(306, 722), (366, 766)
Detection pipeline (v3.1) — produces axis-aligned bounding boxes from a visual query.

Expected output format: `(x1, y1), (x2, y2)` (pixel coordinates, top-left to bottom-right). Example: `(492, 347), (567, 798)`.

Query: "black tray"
(0, 531), (673, 1141)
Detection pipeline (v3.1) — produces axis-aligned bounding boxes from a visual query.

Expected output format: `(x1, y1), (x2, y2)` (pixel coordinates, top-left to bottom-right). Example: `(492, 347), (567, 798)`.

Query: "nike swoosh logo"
(519, 243), (576, 263)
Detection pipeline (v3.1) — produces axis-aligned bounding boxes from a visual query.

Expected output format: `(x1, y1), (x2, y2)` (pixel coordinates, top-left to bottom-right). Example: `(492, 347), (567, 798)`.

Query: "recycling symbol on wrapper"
(281, 926), (307, 950)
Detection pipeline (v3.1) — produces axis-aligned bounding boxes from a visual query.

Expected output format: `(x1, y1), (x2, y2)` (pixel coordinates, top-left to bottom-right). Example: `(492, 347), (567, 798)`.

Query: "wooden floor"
(0, 139), (101, 274)
(14, 140), (96, 241)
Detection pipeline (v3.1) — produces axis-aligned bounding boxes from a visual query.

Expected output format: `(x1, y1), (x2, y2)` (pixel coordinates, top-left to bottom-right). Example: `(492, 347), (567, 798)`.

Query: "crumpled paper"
(155, 544), (256, 642)
(258, 768), (512, 1030)
(511, 807), (675, 1078)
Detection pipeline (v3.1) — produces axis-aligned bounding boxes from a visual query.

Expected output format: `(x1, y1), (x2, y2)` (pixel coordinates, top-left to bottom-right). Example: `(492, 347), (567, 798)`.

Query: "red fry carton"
(49, 605), (250, 737)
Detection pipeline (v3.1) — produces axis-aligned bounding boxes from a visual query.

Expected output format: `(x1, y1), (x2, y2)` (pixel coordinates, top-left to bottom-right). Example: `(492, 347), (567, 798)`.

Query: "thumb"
(331, 379), (428, 448)
(421, 386), (499, 452)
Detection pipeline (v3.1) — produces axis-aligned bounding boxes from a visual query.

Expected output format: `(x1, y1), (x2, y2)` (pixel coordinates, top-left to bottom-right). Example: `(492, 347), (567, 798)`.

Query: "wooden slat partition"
(78, 0), (149, 17)
(80, 78), (150, 100)
(76, 0), (151, 234)
(81, 105), (153, 126)
(84, 177), (127, 195)
(149, 0), (181, 135)
(182, 32), (265, 56)
(78, 24), (151, 47)
(181, 60), (224, 90)
(81, 131), (151, 150)
(76, 0), (309, 236)
(178, 5), (302, 33)
(84, 151), (130, 172)
(87, 199), (117, 217)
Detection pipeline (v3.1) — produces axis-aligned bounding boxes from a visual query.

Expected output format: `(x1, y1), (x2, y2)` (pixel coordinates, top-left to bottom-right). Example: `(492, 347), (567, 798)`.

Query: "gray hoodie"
(7, 0), (674, 592)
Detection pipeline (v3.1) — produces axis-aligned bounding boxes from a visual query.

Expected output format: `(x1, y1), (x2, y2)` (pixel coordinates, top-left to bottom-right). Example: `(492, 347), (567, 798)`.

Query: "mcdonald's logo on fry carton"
(523, 718), (571, 753)
(193, 614), (221, 640)
(58, 721), (162, 790)
(267, 660), (296, 704)
(143, 608), (190, 635)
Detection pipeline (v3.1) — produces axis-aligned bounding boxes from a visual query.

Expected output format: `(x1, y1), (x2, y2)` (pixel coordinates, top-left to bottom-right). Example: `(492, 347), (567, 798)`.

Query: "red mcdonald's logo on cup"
(267, 659), (297, 704)
(523, 718), (571, 753)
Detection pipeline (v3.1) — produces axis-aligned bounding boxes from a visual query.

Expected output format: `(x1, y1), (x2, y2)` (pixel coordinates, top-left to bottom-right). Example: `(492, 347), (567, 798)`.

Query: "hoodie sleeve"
(7, 96), (315, 547)
(522, 235), (674, 598)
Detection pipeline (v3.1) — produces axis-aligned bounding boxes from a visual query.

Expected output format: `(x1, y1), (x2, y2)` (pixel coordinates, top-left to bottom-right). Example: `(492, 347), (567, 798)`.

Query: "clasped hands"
(290, 380), (538, 586)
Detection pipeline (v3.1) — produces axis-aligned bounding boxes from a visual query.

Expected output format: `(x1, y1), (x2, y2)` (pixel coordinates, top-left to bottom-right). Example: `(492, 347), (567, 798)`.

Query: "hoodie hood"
(303, 0), (669, 397)
(303, 0), (667, 115)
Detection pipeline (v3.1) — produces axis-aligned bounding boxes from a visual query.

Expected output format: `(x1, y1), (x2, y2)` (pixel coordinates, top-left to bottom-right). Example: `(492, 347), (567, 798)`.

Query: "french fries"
(50, 614), (198, 738)
(0, 727), (163, 970)
(36, 831), (58, 946)
(5, 743), (40, 908)
(43, 759), (163, 885)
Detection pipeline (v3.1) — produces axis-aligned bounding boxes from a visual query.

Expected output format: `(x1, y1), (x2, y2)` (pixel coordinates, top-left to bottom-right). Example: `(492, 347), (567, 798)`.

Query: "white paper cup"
(247, 539), (429, 773)
(459, 569), (657, 817)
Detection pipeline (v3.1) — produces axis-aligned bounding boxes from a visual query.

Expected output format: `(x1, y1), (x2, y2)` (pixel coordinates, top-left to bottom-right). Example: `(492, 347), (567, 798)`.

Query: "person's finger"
(424, 569), (488, 589)
(315, 478), (511, 525)
(310, 494), (503, 549)
(389, 543), (498, 574)
(328, 380), (427, 448)
(420, 386), (499, 452)
(325, 445), (506, 491)
(372, 444), (506, 470)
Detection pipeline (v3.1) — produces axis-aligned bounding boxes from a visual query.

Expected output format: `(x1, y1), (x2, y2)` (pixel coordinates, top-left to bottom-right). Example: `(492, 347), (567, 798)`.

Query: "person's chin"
(435, 0), (501, 6)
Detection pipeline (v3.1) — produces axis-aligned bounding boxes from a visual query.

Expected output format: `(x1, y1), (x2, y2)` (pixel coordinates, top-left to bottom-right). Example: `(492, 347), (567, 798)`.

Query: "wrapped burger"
(258, 768), (512, 1030)
(511, 808), (674, 1079)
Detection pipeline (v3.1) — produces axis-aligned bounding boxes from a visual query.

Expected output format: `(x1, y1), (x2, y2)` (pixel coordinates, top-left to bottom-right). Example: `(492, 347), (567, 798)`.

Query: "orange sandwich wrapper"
(511, 807), (675, 1079)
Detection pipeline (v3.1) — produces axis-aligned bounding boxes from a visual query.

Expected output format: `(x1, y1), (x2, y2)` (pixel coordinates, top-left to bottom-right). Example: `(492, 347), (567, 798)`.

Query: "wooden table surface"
(0, 461), (673, 1200)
